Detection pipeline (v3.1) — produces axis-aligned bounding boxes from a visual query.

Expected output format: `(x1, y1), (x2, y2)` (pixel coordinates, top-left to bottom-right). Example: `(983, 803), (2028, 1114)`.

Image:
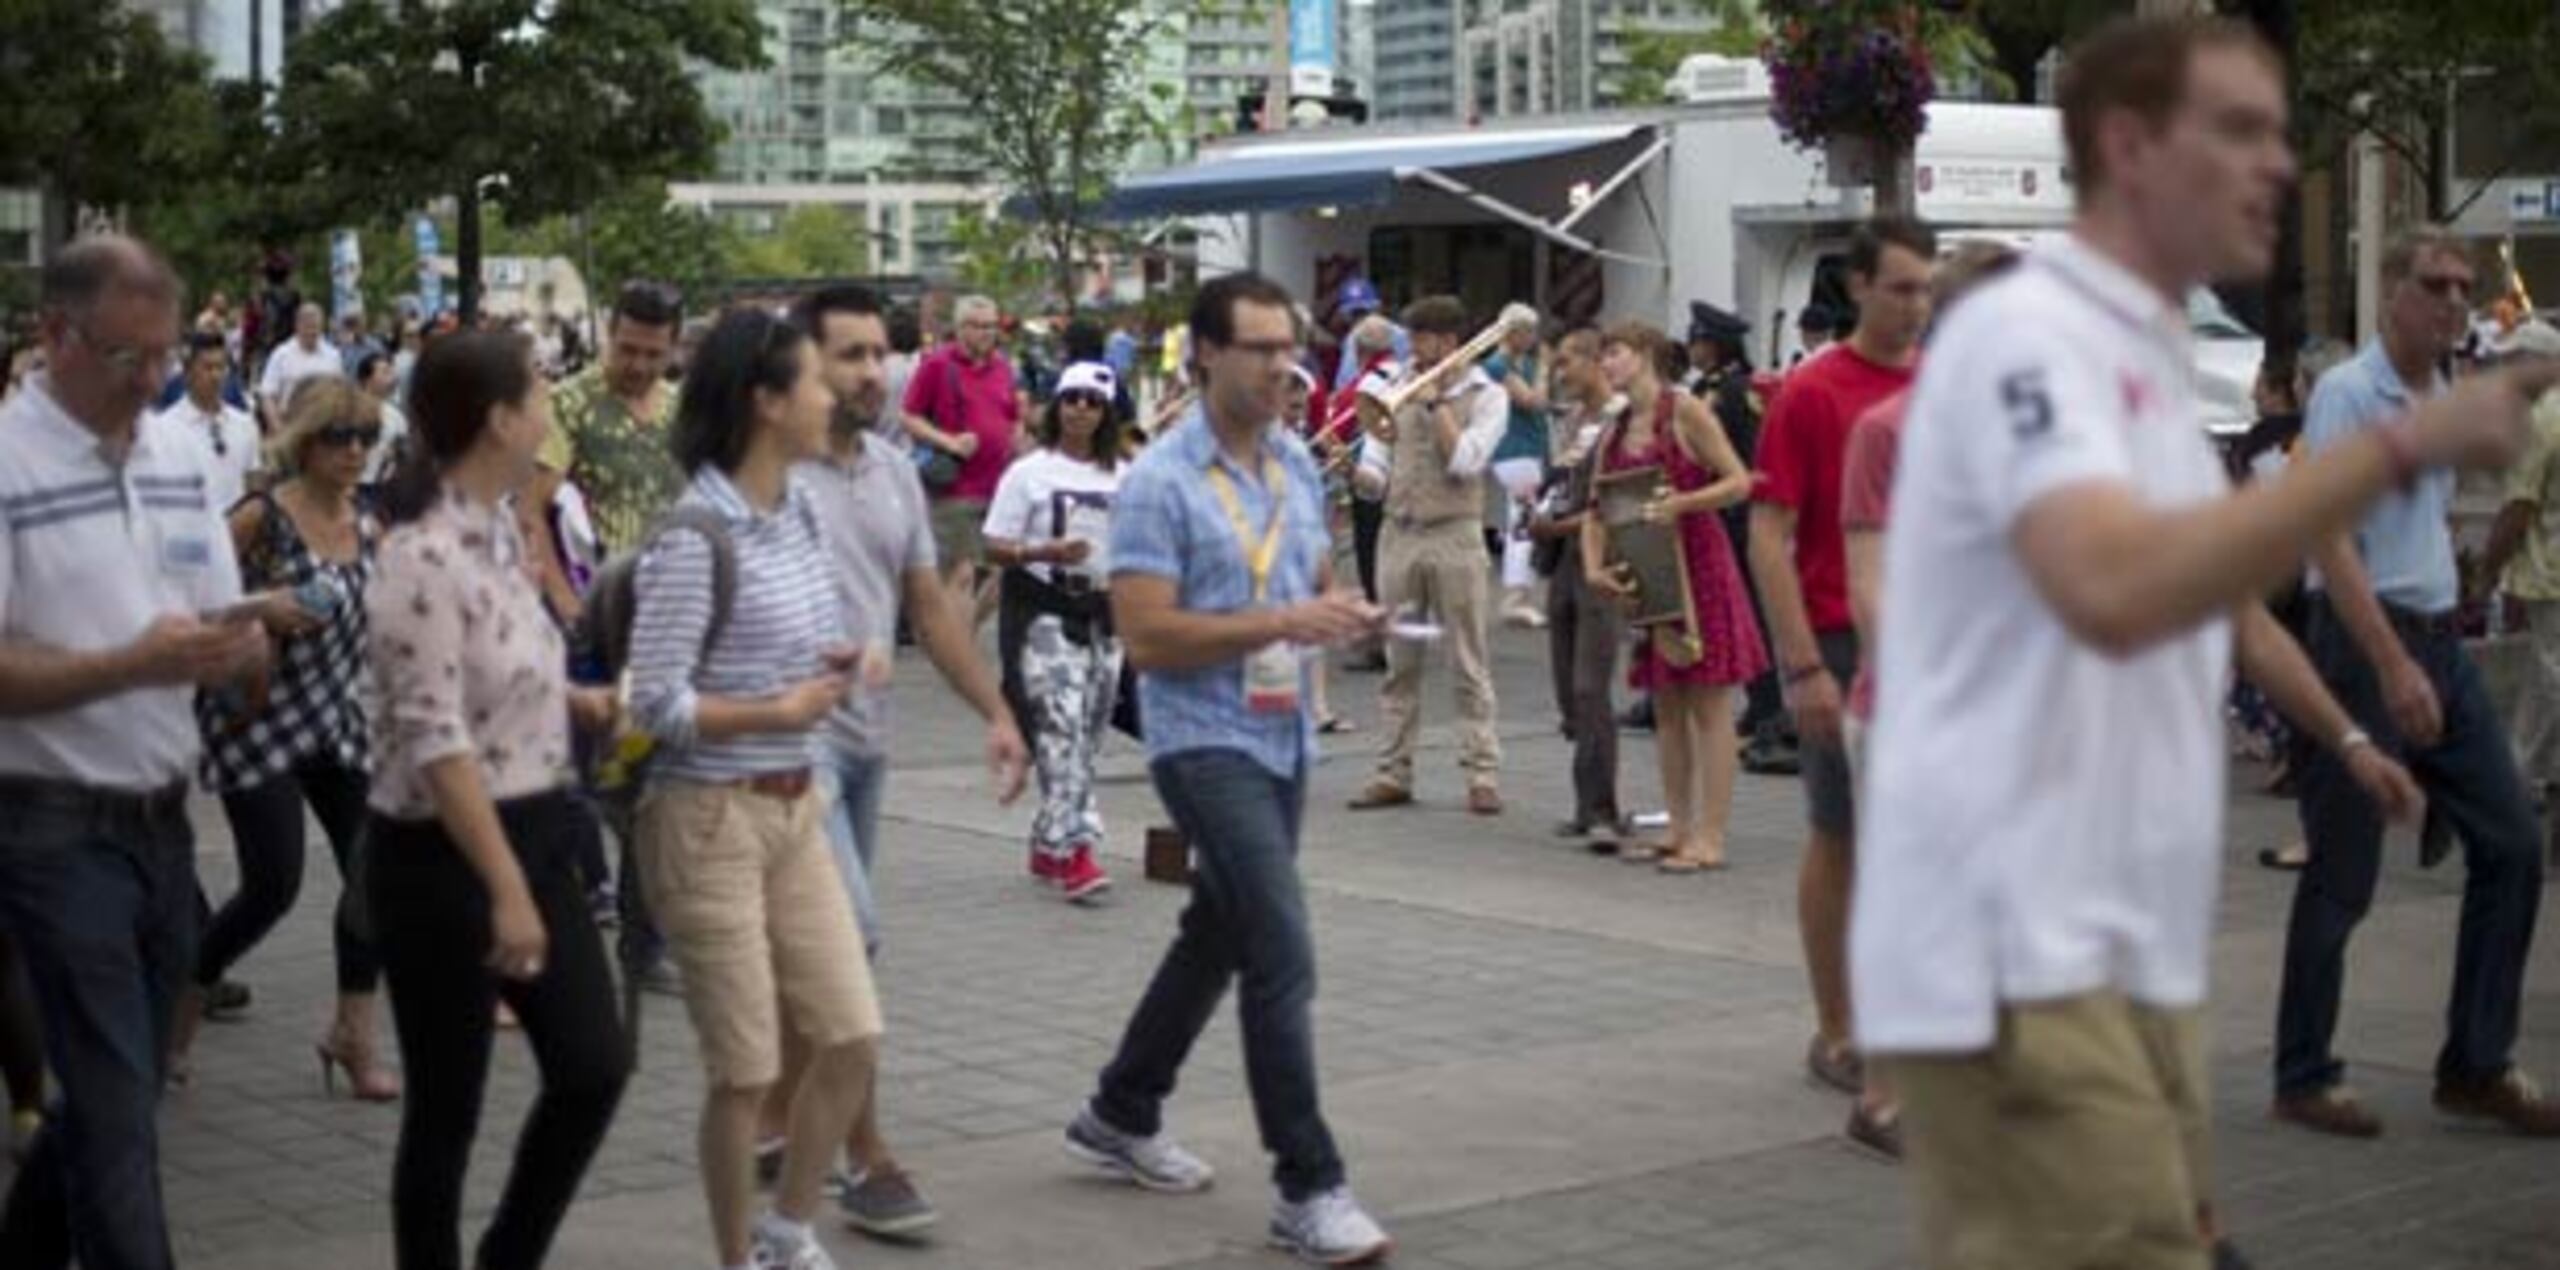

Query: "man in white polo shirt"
(152, 331), (261, 514)
(254, 301), (343, 432)
(1851, 18), (2554, 1268)
(0, 237), (265, 1270)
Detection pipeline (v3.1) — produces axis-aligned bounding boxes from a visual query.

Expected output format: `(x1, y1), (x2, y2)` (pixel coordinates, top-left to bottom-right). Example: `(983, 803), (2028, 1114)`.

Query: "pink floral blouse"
(365, 487), (570, 819)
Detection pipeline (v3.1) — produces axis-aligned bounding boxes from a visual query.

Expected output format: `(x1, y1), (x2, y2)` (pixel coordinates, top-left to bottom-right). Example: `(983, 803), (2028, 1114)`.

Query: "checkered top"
(196, 495), (374, 791)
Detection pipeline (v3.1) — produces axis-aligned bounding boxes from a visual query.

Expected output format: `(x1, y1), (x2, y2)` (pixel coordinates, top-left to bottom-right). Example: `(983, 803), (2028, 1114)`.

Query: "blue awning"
(1097, 125), (1650, 220)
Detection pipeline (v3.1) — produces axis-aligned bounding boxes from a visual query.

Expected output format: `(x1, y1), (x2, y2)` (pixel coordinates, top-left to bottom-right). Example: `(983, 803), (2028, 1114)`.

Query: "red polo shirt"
(903, 345), (1021, 502)
(1754, 344), (1915, 634)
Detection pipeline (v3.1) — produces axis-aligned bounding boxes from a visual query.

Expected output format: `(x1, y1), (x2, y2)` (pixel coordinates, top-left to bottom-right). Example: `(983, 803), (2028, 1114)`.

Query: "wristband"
(2372, 422), (2423, 492)
(1784, 663), (1828, 685)
(2338, 726), (2375, 755)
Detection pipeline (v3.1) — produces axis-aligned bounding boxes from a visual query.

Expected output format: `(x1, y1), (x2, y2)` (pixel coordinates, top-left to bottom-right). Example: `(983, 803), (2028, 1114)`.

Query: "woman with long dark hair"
(624, 307), (877, 1270)
(177, 376), (395, 1100)
(985, 362), (1128, 903)
(1584, 321), (1766, 873)
(367, 331), (628, 1270)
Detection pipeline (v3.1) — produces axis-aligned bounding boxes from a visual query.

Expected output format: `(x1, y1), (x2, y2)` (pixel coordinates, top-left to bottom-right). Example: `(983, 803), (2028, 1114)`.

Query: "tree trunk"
(1053, 222), (1080, 320)
(458, 181), (483, 325)
(1874, 141), (1915, 217)
(2244, 0), (2302, 388)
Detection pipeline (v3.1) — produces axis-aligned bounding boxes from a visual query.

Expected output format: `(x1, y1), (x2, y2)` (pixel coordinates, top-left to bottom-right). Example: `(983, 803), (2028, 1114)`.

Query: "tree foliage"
(0, 2), (218, 247)
(844, 0), (1182, 314)
(263, 0), (765, 317)
(725, 206), (874, 282)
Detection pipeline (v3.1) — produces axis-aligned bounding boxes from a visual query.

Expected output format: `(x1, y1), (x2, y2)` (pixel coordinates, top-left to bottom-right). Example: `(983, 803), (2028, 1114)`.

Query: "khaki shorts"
(638, 779), (882, 1089)
(1887, 994), (2211, 1270)
(931, 498), (989, 568)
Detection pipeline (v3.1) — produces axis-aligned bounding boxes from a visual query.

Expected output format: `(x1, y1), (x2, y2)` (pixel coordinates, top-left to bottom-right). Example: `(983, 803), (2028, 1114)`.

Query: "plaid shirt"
(1108, 408), (1331, 780)
(197, 494), (374, 790)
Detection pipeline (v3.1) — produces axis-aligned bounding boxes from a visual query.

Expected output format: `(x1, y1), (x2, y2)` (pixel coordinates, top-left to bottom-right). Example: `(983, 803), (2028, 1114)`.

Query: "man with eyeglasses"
(902, 295), (1021, 632)
(153, 333), (261, 515)
(0, 236), (266, 1270)
(2272, 228), (2560, 1140)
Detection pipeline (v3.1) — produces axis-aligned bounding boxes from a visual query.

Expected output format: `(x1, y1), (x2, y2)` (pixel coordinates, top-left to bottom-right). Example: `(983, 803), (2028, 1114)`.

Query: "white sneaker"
(1268, 1187), (1393, 1265)
(1064, 1103), (1216, 1192)
(749, 1215), (838, 1270)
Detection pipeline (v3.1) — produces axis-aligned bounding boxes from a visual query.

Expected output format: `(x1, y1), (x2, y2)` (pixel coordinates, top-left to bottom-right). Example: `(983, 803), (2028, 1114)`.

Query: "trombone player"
(1350, 296), (1516, 816)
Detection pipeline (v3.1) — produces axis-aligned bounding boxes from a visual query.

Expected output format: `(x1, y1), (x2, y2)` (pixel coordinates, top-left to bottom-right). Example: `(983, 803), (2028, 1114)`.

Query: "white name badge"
(1244, 641), (1301, 714)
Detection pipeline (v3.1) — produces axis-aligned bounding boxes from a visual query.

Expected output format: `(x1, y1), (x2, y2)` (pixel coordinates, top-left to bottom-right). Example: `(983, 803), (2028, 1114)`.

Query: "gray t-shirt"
(801, 436), (938, 756)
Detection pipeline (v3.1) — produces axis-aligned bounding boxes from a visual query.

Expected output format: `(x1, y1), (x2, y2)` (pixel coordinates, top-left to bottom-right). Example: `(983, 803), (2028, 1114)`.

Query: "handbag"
(914, 353), (967, 492)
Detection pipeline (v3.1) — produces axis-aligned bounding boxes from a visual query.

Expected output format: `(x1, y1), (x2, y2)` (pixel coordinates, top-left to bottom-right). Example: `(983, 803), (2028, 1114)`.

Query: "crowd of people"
(8, 14), (2560, 1270)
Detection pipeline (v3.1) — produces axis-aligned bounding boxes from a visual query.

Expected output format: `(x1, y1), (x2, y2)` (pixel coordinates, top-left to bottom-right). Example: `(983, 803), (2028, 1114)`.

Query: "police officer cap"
(1687, 302), (1749, 345)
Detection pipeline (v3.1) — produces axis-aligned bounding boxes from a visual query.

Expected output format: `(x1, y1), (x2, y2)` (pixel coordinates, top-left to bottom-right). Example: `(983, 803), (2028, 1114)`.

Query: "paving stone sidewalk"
(10, 629), (2557, 1268)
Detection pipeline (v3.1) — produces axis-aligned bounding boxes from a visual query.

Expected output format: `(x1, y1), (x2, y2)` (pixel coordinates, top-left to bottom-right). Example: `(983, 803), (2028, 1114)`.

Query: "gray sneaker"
(1269, 1186), (1393, 1265)
(748, 1220), (837, 1270)
(1063, 1104), (1216, 1193)
(837, 1166), (940, 1239)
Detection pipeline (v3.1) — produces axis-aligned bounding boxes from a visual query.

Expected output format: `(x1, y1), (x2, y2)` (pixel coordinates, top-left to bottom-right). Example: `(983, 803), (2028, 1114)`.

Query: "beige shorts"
(931, 498), (989, 568)
(638, 778), (883, 1089)
(1887, 993), (2211, 1270)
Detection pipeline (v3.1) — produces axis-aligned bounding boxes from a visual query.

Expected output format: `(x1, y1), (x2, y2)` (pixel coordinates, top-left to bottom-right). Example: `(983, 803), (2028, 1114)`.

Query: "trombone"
(1369, 307), (1539, 419)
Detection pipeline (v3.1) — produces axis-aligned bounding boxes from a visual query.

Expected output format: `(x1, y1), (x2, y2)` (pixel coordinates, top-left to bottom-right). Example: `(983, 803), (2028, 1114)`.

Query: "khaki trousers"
(1374, 519), (1500, 790)
(1888, 993), (2211, 1270)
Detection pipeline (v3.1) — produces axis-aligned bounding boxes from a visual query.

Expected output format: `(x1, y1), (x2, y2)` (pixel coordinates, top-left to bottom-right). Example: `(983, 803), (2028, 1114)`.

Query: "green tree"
(265, 0), (764, 321)
(845, 0), (1182, 314)
(1616, 1), (1763, 106)
(723, 205), (873, 282)
(945, 207), (1052, 317)
(0, 2), (218, 254)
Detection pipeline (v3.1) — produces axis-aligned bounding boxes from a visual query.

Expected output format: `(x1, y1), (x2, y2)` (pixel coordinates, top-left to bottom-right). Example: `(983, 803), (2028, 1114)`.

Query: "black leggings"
(371, 791), (627, 1270)
(0, 933), (38, 1115)
(200, 759), (379, 994)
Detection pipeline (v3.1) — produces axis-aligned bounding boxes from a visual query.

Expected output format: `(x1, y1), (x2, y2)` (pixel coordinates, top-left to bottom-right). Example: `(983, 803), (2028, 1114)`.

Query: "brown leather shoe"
(1347, 782), (1413, 811)
(2271, 1087), (2383, 1138)
(2434, 1069), (2560, 1136)
(1467, 785), (1504, 816)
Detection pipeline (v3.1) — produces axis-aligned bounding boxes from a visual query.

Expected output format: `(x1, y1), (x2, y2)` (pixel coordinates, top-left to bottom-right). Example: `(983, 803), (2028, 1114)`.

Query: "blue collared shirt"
(2304, 340), (2458, 615)
(1109, 408), (1332, 779)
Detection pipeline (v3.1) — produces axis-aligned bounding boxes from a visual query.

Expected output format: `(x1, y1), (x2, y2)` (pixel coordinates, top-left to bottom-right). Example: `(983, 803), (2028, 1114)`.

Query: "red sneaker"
(1029, 848), (1062, 882)
(1057, 845), (1113, 904)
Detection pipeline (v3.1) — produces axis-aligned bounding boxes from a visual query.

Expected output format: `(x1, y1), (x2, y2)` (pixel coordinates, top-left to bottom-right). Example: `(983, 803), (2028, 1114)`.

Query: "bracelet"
(1784, 663), (1828, 685)
(2372, 422), (2423, 492)
(2338, 727), (2375, 754)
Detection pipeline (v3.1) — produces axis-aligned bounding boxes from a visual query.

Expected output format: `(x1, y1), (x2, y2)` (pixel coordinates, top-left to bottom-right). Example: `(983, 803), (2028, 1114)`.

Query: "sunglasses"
(1058, 389), (1109, 409)
(318, 424), (382, 450)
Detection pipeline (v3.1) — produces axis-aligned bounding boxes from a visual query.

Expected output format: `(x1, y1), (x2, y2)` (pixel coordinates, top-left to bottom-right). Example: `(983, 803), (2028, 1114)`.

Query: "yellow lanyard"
(1206, 456), (1288, 602)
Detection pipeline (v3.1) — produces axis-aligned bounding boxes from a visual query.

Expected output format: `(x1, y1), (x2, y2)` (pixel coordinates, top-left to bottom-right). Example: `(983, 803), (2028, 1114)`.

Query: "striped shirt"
(0, 375), (245, 788)
(627, 466), (845, 781)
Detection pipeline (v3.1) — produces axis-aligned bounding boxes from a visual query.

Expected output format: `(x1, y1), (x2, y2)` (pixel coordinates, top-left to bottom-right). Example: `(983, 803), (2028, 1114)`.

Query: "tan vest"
(1385, 380), (1489, 530)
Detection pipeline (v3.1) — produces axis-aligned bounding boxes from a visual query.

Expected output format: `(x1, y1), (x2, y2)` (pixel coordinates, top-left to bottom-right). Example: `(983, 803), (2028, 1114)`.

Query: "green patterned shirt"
(541, 365), (683, 553)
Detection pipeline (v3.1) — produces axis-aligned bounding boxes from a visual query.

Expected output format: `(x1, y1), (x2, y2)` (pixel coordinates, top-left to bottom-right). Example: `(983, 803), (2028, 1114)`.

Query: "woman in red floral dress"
(1582, 321), (1767, 871)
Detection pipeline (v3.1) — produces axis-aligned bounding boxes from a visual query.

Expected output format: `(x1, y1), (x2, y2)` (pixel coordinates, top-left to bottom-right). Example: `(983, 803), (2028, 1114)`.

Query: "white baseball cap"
(1053, 361), (1117, 400)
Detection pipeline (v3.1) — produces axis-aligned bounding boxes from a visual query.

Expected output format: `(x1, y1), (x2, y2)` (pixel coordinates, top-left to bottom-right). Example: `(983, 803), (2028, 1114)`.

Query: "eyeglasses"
(1058, 389), (1109, 409)
(68, 326), (176, 382)
(2415, 274), (2473, 300)
(318, 424), (382, 450)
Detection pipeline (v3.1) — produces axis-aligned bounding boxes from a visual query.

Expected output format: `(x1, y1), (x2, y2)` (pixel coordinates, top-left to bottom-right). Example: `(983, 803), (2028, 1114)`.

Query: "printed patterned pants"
(1021, 615), (1125, 864)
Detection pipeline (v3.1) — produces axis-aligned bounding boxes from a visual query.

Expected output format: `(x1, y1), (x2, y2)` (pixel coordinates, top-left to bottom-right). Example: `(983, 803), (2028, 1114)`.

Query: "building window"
(876, 106), (906, 134)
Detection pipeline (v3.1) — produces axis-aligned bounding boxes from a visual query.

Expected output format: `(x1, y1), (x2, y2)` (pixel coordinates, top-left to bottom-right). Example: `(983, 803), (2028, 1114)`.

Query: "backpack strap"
(647, 505), (739, 661)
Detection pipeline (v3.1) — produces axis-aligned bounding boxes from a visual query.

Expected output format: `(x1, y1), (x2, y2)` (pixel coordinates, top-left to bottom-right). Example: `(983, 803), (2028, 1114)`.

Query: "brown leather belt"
(734, 769), (813, 801)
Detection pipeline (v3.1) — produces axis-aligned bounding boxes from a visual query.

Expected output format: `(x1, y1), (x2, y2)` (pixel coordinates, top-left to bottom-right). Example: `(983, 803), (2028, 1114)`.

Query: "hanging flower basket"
(1763, 2), (1938, 161)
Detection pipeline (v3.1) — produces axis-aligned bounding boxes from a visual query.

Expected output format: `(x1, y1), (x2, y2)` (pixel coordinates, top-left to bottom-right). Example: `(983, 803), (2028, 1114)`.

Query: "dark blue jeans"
(0, 780), (196, 1270)
(2277, 601), (2546, 1097)
(1093, 748), (1346, 1201)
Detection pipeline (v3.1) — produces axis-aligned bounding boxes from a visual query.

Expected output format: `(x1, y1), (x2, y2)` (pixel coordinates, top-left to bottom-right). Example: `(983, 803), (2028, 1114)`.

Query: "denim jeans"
(1093, 748), (1345, 1201)
(0, 782), (196, 1270)
(819, 748), (888, 958)
(2277, 600), (2546, 1096)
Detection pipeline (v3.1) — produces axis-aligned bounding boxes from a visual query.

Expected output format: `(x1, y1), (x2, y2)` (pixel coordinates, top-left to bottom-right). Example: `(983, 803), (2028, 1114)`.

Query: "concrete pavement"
(18, 624), (2558, 1269)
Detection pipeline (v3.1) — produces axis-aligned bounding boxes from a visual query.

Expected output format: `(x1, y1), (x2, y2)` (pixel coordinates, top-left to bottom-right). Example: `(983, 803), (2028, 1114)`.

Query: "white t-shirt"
(365, 399), (411, 484)
(258, 339), (345, 413)
(1852, 239), (2235, 1054)
(981, 449), (1122, 586)
(151, 398), (261, 514)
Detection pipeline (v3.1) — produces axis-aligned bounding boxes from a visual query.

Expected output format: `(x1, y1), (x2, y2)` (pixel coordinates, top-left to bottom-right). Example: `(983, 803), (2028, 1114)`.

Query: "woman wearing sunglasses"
(177, 376), (397, 1098)
(984, 362), (1129, 902)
